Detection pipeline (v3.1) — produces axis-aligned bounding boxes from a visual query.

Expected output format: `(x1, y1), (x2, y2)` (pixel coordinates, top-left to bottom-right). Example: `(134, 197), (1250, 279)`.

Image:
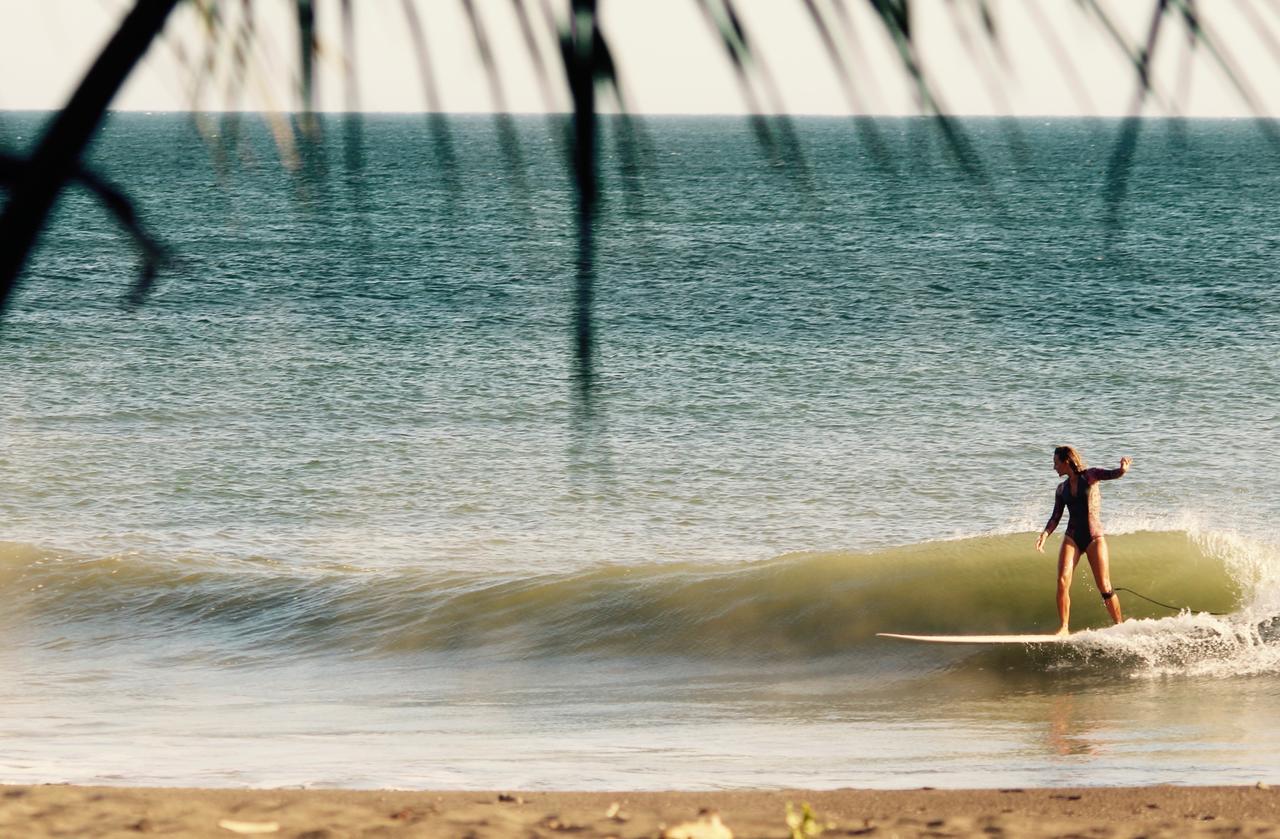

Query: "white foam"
(1071, 611), (1280, 678)
(1058, 520), (1280, 678)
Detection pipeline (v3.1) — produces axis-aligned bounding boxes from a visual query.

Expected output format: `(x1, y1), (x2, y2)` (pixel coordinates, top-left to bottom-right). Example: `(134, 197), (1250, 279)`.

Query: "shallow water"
(0, 112), (1278, 788)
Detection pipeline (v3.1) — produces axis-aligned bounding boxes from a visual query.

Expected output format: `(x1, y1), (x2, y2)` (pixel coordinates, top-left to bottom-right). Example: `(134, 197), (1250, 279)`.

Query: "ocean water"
(1, 112), (1278, 789)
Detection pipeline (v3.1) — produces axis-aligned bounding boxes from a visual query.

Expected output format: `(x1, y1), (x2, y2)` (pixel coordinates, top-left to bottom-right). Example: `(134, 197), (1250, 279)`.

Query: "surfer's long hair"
(1054, 445), (1087, 475)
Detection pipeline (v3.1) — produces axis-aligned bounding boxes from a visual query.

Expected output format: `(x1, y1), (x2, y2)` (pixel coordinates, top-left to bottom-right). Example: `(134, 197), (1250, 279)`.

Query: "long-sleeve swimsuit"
(1043, 467), (1125, 550)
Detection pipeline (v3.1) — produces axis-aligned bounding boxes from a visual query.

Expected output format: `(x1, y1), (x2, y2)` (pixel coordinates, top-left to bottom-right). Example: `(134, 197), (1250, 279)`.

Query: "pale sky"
(2, 0), (1279, 118)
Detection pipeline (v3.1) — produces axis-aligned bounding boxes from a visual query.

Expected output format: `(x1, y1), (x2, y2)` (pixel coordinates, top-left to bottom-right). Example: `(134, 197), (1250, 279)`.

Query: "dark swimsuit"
(1044, 466), (1125, 552)
(1063, 478), (1096, 550)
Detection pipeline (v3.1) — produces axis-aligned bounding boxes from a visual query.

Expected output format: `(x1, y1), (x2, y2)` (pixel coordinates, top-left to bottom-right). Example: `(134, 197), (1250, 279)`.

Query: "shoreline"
(2, 784), (1277, 837)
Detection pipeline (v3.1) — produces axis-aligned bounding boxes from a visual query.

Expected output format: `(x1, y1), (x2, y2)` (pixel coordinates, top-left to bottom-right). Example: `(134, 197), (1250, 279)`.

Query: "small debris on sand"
(217, 819), (280, 835)
(662, 809), (733, 839)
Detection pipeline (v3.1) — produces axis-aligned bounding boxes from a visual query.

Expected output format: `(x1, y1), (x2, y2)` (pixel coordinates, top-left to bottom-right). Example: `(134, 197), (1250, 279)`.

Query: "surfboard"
(876, 632), (1068, 645)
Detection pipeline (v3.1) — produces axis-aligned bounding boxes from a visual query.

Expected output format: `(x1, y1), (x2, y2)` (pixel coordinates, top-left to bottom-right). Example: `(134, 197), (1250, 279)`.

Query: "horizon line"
(2, 108), (1274, 121)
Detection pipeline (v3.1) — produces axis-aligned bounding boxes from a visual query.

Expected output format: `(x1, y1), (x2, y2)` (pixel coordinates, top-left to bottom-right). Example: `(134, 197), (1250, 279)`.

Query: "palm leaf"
(0, 0), (182, 313)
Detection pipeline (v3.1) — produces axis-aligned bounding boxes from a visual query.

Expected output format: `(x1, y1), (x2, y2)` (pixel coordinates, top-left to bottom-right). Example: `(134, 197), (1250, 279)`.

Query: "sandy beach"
(2, 784), (1277, 838)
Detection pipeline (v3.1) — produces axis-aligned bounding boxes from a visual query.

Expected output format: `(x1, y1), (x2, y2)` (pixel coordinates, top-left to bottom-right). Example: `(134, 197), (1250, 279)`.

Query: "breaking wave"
(6, 529), (1272, 677)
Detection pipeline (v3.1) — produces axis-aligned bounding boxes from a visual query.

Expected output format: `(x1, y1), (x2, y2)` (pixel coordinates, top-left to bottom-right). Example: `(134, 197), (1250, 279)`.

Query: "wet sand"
(2, 783), (1278, 838)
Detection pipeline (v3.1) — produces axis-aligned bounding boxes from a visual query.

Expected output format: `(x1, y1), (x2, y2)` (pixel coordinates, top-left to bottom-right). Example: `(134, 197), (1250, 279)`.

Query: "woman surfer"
(1034, 445), (1132, 635)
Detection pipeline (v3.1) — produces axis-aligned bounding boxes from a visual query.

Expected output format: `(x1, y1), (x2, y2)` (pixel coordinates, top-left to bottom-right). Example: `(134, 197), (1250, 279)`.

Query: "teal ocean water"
(1, 112), (1278, 789)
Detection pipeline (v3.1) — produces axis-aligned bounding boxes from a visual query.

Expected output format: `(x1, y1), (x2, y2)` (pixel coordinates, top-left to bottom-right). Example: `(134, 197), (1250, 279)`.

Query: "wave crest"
(1, 531), (1247, 664)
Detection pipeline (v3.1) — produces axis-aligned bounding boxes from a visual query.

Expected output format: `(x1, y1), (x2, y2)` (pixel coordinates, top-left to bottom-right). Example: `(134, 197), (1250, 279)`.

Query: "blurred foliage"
(2, 0), (1277, 391)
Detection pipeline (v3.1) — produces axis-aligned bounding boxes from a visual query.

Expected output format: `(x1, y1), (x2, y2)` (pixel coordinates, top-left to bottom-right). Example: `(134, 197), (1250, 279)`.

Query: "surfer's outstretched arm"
(1091, 457), (1133, 482)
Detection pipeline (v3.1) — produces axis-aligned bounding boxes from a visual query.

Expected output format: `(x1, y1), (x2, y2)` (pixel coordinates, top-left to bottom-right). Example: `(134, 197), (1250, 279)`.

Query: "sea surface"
(1, 112), (1278, 789)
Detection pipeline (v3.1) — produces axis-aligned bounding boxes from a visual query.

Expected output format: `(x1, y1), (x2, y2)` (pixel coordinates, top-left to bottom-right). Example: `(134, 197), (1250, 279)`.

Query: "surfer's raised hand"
(1119, 456), (1133, 474)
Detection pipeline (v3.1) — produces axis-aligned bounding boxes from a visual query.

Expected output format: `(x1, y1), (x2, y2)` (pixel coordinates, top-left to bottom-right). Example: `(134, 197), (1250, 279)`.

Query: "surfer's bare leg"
(1086, 538), (1123, 624)
(1056, 537), (1080, 635)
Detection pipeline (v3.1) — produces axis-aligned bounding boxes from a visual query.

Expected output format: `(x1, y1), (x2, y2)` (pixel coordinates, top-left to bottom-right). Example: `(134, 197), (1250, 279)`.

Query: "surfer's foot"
(1054, 626), (1070, 637)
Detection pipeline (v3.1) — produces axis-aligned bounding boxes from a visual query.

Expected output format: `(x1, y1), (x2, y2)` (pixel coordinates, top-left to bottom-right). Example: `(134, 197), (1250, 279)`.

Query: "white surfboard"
(876, 632), (1068, 645)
